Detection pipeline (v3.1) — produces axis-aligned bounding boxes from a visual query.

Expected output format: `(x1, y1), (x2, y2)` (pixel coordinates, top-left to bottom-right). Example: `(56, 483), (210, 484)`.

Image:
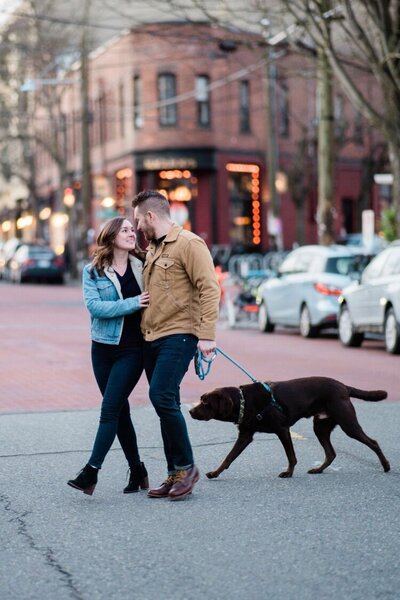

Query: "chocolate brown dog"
(189, 377), (390, 479)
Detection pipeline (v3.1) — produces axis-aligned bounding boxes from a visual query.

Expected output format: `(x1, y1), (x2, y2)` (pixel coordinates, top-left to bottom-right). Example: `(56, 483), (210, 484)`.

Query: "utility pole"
(265, 46), (279, 220)
(316, 2), (335, 246)
(80, 0), (92, 258)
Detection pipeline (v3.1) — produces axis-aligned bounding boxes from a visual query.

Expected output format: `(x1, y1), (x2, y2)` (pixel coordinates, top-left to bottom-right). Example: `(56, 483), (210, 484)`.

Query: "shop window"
(133, 75), (143, 129)
(158, 73), (177, 126)
(226, 163), (261, 250)
(239, 80), (251, 133)
(196, 75), (211, 128)
(279, 81), (290, 138)
(157, 169), (197, 230)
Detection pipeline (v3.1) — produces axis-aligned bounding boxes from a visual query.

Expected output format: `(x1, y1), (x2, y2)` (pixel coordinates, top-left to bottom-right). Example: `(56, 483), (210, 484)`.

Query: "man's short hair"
(132, 189), (170, 216)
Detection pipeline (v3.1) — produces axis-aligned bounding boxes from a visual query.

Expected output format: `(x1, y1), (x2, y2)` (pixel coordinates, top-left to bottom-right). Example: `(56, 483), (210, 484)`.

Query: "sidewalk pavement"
(1, 401), (399, 600)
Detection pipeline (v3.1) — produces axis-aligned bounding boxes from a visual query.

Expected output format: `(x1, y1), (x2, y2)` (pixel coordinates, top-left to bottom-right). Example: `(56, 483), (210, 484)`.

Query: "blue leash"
(194, 347), (283, 414)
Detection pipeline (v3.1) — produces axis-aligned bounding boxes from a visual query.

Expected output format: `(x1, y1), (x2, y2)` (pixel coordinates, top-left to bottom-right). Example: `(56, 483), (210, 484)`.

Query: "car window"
(279, 250), (313, 274)
(325, 256), (357, 275)
(308, 255), (325, 273)
(381, 248), (400, 276)
(28, 247), (54, 259)
(361, 250), (390, 281)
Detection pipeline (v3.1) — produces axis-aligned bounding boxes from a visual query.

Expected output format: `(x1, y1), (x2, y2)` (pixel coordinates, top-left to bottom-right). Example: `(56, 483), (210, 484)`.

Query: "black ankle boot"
(123, 462), (149, 493)
(68, 464), (98, 496)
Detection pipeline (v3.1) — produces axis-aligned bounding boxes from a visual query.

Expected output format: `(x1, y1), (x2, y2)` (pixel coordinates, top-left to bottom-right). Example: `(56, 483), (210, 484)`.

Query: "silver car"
(257, 245), (367, 338)
(338, 243), (400, 354)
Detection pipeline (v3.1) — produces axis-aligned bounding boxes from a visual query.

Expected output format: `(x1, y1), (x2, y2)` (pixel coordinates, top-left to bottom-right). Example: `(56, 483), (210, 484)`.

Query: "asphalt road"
(0, 282), (399, 599)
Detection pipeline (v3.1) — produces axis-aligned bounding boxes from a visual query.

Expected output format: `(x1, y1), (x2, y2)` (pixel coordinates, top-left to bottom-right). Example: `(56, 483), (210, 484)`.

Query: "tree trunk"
(387, 140), (400, 238)
(80, 0), (92, 259)
(317, 46), (335, 246)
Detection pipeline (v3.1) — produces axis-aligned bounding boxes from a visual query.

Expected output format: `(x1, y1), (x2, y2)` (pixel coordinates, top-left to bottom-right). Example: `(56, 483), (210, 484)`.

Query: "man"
(132, 190), (220, 500)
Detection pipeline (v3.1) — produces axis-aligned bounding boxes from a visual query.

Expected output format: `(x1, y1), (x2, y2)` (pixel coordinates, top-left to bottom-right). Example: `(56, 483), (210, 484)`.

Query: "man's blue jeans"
(144, 334), (198, 472)
(89, 342), (144, 469)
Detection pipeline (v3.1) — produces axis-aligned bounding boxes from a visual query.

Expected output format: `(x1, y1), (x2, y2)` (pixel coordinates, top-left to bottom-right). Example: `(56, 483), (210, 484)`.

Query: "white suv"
(338, 243), (400, 354)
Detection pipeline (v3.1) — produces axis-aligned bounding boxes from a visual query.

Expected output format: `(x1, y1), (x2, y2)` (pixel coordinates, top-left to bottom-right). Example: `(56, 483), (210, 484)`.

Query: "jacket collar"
(148, 222), (182, 253)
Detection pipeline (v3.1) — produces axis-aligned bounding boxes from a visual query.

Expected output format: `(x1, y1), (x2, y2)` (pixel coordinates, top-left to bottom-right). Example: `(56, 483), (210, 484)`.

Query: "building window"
(239, 80), (250, 133)
(157, 169), (197, 231)
(196, 75), (210, 128)
(158, 73), (177, 126)
(133, 75), (143, 129)
(354, 111), (364, 145)
(98, 90), (107, 145)
(279, 81), (290, 137)
(119, 82), (125, 138)
(334, 93), (346, 140)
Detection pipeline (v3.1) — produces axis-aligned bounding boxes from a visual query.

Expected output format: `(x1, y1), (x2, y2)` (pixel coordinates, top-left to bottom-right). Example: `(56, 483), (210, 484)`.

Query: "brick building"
(33, 22), (384, 251)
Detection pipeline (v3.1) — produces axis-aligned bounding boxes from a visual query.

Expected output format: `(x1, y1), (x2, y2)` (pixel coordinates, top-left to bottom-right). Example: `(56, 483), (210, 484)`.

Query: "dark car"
(9, 244), (64, 284)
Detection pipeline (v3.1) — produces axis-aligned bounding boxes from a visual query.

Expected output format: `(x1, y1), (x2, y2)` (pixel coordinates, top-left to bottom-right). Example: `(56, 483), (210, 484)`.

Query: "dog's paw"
(206, 471), (219, 479)
(278, 471), (293, 478)
(307, 467), (323, 474)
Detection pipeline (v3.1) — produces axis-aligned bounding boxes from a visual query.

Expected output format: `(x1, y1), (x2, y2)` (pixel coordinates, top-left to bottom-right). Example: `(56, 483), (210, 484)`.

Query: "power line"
(0, 8), (125, 31)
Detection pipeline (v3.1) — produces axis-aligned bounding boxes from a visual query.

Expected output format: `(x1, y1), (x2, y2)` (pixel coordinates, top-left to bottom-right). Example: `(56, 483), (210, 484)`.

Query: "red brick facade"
(34, 22), (384, 250)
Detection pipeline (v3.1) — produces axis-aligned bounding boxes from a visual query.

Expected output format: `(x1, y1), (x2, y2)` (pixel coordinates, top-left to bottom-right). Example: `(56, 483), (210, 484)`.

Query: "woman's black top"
(115, 263), (143, 346)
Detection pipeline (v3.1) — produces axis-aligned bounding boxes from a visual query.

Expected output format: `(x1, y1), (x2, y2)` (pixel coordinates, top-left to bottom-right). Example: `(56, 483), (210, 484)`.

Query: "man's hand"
(198, 339), (216, 358)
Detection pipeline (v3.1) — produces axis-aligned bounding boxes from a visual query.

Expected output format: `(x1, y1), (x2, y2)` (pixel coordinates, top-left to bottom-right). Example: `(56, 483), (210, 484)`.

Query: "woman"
(68, 217), (150, 496)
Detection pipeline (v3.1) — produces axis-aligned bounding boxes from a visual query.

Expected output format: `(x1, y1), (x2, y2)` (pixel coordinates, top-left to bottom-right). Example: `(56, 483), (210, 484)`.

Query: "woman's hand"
(139, 291), (150, 307)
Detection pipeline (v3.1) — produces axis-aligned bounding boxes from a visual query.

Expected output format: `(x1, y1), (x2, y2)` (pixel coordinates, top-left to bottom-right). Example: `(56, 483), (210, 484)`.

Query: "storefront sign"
(143, 158), (198, 170)
(135, 149), (216, 171)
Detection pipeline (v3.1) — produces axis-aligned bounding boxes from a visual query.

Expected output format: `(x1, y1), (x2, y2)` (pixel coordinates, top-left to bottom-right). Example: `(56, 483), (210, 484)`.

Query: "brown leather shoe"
(147, 474), (176, 498)
(168, 465), (200, 501)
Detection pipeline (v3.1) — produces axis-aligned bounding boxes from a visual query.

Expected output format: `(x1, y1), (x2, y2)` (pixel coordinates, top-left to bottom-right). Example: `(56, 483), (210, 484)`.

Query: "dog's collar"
(236, 387), (246, 426)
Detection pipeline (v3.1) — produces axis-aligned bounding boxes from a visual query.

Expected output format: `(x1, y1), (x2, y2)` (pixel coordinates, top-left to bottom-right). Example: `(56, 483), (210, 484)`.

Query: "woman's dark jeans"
(88, 342), (144, 469)
(144, 334), (198, 472)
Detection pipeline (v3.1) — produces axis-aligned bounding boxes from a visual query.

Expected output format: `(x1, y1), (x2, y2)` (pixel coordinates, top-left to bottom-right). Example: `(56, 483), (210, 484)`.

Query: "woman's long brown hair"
(90, 217), (146, 276)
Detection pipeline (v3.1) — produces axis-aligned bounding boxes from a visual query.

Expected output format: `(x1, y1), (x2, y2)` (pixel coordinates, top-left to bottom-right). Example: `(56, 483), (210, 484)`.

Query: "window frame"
(158, 72), (177, 127)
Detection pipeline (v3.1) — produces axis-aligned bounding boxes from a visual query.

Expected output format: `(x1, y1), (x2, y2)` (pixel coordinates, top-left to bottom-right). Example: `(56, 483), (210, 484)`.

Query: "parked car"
(338, 242), (400, 354)
(9, 244), (64, 284)
(256, 245), (372, 338)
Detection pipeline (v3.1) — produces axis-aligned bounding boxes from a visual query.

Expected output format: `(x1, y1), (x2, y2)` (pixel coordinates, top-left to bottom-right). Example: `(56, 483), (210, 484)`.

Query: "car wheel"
(299, 305), (318, 338)
(258, 302), (275, 333)
(384, 308), (400, 354)
(338, 305), (364, 347)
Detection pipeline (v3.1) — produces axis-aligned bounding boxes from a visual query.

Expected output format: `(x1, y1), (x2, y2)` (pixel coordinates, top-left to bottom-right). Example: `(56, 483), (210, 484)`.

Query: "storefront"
(134, 149), (267, 250)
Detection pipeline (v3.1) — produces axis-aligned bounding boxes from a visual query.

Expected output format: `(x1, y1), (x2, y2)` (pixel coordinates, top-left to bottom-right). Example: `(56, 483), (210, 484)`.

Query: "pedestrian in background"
(68, 217), (150, 496)
(132, 190), (220, 500)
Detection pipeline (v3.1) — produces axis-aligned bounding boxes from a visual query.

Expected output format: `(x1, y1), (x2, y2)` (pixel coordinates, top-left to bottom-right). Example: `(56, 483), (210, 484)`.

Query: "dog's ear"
(217, 389), (234, 419)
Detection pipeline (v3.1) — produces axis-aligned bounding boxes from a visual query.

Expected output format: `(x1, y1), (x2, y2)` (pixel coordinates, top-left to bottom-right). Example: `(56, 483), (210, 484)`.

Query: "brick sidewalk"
(1, 281), (399, 414)
(0, 282), (245, 414)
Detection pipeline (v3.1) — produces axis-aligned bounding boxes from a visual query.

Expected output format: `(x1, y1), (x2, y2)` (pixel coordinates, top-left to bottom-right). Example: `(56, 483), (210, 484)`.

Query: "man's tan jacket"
(141, 223), (220, 341)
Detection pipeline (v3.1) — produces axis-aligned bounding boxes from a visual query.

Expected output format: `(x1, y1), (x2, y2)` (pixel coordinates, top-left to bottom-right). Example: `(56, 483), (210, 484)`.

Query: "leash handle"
(194, 350), (217, 380)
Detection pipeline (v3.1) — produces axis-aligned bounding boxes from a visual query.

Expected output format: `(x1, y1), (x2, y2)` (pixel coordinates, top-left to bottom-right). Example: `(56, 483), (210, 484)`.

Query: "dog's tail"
(346, 386), (387, 401)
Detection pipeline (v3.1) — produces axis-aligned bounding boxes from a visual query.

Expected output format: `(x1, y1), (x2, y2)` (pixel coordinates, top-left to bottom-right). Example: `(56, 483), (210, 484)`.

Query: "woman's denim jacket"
(82, 255), (144, 345)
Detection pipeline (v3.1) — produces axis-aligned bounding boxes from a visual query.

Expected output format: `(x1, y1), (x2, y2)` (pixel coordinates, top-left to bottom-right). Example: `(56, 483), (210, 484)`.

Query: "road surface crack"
(0, 493), (84, 600)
